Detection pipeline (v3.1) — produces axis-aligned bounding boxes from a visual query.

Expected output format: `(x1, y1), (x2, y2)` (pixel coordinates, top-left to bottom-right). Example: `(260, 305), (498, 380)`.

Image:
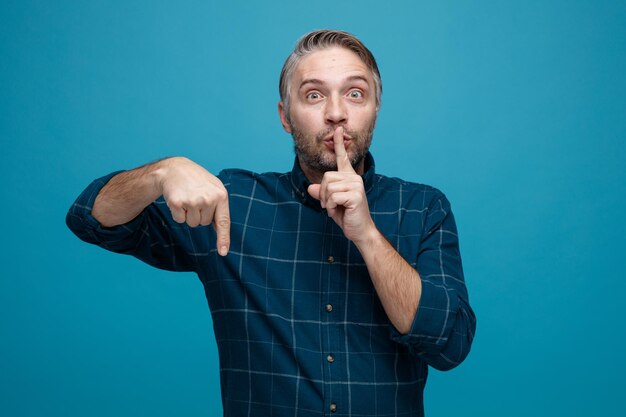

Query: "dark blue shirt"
(66, 154), (475, 417)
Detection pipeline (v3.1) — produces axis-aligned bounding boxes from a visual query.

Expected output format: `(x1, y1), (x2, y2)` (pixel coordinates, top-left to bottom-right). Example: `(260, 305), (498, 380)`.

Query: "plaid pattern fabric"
(67, 154), (475, 417)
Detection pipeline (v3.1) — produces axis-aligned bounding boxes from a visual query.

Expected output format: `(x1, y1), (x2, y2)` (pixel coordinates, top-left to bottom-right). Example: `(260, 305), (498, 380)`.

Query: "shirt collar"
(289, 152), (376, 208)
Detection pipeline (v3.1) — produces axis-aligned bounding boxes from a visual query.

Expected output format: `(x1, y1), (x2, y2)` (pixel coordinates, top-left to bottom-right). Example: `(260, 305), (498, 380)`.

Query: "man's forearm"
(92, 160), (165, 227)
(79, 156), (231, 253)
(355, 229), (422, 335)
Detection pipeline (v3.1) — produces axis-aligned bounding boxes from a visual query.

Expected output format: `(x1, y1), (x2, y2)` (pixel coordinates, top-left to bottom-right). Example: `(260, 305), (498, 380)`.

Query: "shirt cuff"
(67, 170), (146, 244)
(389, 278), (460, 356)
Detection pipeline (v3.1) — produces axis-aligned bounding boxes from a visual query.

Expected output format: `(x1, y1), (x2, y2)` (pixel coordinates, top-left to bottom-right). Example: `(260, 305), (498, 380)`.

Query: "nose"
(325, 94), (347, 126)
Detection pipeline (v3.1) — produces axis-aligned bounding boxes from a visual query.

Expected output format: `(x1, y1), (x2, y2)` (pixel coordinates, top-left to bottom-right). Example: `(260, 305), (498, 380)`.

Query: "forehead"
(293, 46), (372, 84)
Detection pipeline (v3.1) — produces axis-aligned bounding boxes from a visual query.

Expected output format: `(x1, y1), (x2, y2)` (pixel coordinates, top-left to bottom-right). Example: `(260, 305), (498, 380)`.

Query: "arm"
(308, 127), (419, 333)
(390, 193), (475, 370)
(67, 156), (231, 268)
(92, 156), (231, 256)
(308, 127), (475, 370)
(352, 226), (421, 335)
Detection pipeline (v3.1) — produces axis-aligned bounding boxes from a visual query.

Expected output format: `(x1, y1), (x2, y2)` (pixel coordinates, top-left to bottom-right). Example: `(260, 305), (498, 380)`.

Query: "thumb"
(307, 184), (321, 200)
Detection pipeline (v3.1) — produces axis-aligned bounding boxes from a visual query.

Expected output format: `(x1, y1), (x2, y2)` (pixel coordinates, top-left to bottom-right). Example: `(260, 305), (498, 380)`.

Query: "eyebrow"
(298, 75), (371, 90)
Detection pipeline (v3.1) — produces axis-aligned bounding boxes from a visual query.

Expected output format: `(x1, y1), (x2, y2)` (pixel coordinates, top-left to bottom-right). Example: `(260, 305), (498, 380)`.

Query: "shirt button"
(327, 354), (334, 363)
(330, 403), (337, 413)
(327, 255), (334, 263)
(325, 304), (333, 313)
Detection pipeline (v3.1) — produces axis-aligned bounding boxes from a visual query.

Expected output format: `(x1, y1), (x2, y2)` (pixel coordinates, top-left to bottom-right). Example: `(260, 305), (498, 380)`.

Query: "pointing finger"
(213, 196), (231, 256)
(333, 126), (354, 173)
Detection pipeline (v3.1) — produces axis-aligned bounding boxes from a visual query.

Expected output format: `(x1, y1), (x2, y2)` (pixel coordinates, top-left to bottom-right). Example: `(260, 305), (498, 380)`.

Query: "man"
(67, 30), (475, 416)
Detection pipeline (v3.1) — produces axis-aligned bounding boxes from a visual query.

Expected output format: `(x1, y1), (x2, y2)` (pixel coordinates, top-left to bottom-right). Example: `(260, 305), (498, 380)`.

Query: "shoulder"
(217, 168), (291, 194)
(218, 168), (286, 182)
(372, 173), (449, 209)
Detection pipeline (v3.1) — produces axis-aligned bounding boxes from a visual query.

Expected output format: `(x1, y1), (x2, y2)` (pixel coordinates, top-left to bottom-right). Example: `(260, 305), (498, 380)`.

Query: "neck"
(299, 159), (365, 184)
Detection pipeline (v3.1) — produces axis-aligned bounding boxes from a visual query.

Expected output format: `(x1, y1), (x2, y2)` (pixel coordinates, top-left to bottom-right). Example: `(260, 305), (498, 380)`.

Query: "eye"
(348, 90), (364, 99)
(306, 92), (322, 100)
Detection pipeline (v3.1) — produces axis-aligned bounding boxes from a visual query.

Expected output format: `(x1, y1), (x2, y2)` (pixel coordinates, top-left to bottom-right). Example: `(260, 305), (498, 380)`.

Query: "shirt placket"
(320, 218), (347, 415)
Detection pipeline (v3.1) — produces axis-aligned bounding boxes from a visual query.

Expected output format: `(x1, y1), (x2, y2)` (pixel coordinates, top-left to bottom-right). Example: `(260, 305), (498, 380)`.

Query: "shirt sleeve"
(389, 192), (476, 371)
(65, 171), (198, 272)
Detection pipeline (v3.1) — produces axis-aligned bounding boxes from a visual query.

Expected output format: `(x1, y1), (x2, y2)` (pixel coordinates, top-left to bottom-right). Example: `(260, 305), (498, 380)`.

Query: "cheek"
(292, 110), (322, 131)
(357, 110), (377, 130)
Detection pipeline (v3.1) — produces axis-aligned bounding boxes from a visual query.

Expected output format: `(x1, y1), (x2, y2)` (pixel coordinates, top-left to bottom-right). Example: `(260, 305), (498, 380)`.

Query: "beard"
(291, 120), (375, 174)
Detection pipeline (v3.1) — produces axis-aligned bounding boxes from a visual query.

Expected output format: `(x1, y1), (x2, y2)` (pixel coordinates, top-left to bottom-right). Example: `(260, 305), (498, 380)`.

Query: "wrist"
(151, 156), (189, 196)
(353, 222), (384, 252)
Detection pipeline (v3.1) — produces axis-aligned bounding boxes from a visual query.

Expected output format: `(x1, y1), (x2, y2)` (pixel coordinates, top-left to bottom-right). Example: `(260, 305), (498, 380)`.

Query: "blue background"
(1, 0), (625, 415)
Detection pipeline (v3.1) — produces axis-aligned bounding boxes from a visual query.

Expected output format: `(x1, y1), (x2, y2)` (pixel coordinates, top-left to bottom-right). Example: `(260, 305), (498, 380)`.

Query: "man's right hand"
(157, 157), (230, 256)
(92, 156), (230, 256)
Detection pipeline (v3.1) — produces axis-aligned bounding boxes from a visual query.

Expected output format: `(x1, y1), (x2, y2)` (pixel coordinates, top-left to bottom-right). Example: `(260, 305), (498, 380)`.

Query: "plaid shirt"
(67, 153), (475, 417)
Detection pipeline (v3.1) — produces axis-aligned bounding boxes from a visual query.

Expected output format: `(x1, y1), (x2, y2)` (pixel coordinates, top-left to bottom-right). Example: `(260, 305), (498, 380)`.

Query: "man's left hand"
(308, 126), (377, 244)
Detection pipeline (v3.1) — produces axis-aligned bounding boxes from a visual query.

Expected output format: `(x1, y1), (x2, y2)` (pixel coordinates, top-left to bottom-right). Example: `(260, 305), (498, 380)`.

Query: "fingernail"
(219, 246), (228, 256)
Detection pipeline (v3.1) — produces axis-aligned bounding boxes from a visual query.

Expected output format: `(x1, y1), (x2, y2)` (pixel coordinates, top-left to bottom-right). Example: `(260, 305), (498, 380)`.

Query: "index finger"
(213, 195), (231, 256)
(333, 126), (355, 173)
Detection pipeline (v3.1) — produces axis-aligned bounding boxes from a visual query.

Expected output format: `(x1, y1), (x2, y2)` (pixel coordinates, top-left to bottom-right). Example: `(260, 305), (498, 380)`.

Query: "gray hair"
(279, 30), (382, 119)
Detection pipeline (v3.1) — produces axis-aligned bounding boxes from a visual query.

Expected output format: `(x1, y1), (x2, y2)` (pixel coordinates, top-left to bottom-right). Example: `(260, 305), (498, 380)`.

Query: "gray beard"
(291, 123), (374, 174)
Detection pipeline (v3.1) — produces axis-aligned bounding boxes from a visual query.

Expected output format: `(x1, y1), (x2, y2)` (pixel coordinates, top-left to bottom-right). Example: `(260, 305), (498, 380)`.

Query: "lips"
(323, 138), (352, 150)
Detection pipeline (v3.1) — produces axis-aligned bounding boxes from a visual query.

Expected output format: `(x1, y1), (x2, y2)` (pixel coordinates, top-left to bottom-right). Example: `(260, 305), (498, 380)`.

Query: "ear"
(278, 101), (292, 133)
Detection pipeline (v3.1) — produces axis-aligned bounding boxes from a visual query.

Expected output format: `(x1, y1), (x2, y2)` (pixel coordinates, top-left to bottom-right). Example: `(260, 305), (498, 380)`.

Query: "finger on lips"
(333, 126), (355, 173)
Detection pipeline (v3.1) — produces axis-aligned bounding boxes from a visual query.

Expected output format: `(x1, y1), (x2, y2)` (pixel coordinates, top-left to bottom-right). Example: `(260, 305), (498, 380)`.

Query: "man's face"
(279, 47), (378, 178)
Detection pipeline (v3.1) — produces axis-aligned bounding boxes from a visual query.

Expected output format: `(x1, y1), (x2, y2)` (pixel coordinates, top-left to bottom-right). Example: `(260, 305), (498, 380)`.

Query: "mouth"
(323, 138), (351, 150)
(322, 134), (352, 150)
